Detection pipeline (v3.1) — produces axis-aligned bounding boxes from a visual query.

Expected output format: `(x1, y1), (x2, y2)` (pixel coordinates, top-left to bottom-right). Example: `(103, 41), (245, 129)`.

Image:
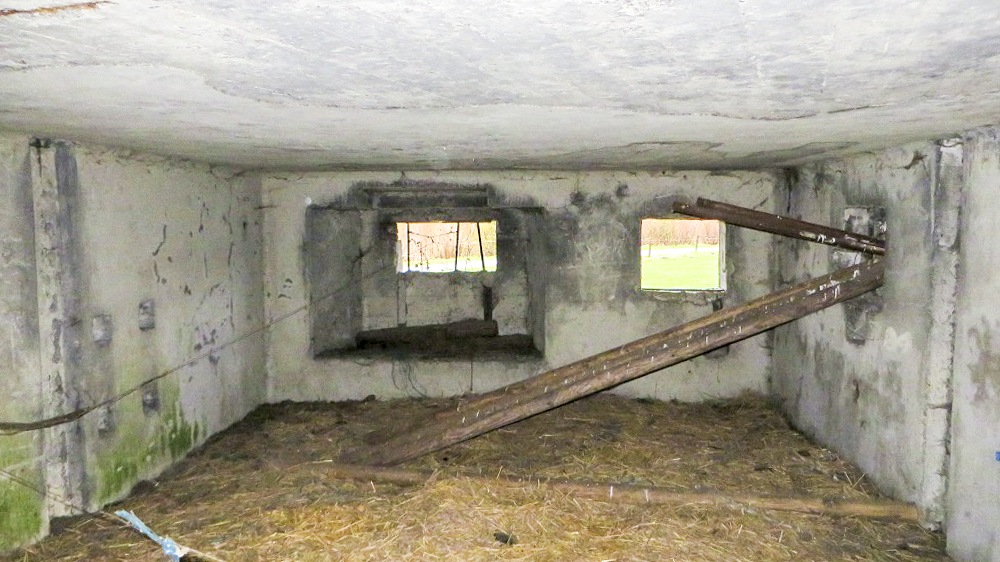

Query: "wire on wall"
(0, 255), (396, 436)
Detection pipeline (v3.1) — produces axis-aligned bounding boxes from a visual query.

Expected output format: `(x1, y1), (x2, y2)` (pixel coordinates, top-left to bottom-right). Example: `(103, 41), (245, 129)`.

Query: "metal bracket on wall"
(704, 297), (730, 358)
(834, 207), (887, 344)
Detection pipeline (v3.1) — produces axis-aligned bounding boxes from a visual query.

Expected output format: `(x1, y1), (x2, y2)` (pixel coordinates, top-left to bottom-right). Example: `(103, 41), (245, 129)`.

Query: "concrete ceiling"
(1, 0), (999, 170)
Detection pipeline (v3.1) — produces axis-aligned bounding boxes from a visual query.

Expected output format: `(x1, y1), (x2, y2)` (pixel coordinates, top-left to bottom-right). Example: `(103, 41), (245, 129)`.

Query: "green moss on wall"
(94, 394), (200, 505)
(0, 433), (45, 552)
(0, 478), (44, 551)
(161, 407), (199, 461)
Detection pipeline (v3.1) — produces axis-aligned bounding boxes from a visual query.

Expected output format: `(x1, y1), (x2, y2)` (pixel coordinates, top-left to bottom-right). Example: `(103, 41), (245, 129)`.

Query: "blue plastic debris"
(115, 510), (189, 561)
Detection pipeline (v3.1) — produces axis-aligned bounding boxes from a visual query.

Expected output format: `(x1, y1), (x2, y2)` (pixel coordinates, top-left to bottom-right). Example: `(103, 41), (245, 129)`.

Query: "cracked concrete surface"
(1, 0), (1000, 169)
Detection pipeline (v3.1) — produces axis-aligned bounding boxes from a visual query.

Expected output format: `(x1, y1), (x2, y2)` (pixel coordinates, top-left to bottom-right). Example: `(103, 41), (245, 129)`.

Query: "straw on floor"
(2, 393), (949, 562)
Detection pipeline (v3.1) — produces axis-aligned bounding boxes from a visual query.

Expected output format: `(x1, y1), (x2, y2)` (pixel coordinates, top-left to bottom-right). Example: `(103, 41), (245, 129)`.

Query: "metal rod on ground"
(342, 259), (884, 466)
(673, 198), (886, 255)
(303, 463), (919, 521)
(406, 222), (411, 271)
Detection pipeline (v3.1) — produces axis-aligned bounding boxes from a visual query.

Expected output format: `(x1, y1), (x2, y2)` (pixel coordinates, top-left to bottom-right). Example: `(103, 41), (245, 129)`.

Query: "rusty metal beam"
(674, 198), (885, 255)
(342, 260), (884, 466)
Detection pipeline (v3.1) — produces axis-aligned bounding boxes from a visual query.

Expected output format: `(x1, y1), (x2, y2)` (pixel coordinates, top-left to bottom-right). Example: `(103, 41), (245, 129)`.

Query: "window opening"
(640, 218), (723, 291)
(397, 221), (498, 273)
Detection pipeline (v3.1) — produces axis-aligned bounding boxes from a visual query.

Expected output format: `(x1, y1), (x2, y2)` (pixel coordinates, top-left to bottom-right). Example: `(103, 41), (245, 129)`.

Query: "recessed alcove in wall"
(304, 182), (545, 359)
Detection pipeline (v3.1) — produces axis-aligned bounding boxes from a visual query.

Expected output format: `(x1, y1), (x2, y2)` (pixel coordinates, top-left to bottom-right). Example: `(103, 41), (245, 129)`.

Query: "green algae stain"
(97, 457), (140, 505)
(95, 396), (201, 505)
(162, 408), (199, 461)
(0, 477), (44, 551)
(0, 433), (46, 551)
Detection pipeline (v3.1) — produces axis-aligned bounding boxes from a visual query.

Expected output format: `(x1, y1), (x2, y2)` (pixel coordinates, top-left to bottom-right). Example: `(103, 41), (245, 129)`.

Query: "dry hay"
(2, 393), (949, 561)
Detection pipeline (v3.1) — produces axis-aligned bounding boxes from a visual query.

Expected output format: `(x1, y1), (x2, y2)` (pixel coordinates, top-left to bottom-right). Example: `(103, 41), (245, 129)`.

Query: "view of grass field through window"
(641, 218), (722, 290)
(397, 221), (498, 272)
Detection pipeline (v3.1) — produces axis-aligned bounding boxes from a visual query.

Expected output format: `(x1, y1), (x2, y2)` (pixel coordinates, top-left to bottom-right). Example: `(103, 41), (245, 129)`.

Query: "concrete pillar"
(947, 128), (1000, 561)
(29, 141), (89, 518)
(0, 135), (46, 550)
(920, 140), (963, 525)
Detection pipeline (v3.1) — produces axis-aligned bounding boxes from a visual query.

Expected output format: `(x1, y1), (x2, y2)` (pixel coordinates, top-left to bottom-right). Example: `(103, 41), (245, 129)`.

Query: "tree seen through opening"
(397, 221), (498, 272)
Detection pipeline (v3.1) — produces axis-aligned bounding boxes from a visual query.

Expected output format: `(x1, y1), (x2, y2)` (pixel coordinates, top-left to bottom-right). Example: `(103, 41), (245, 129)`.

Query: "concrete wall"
(771, 142), (958, 522)
(768, 128), (1000, 561)
(0, 137), (265, 550)
(947, 128), (1000, 561)
(263, 170), (778, 403)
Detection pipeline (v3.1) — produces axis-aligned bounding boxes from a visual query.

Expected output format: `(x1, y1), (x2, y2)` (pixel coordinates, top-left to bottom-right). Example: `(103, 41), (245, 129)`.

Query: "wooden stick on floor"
(305, 463), (919, 521)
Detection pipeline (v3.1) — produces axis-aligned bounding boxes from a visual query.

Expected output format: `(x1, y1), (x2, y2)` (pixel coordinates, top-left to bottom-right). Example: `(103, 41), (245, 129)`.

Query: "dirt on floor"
(2, 393), (950, 562)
